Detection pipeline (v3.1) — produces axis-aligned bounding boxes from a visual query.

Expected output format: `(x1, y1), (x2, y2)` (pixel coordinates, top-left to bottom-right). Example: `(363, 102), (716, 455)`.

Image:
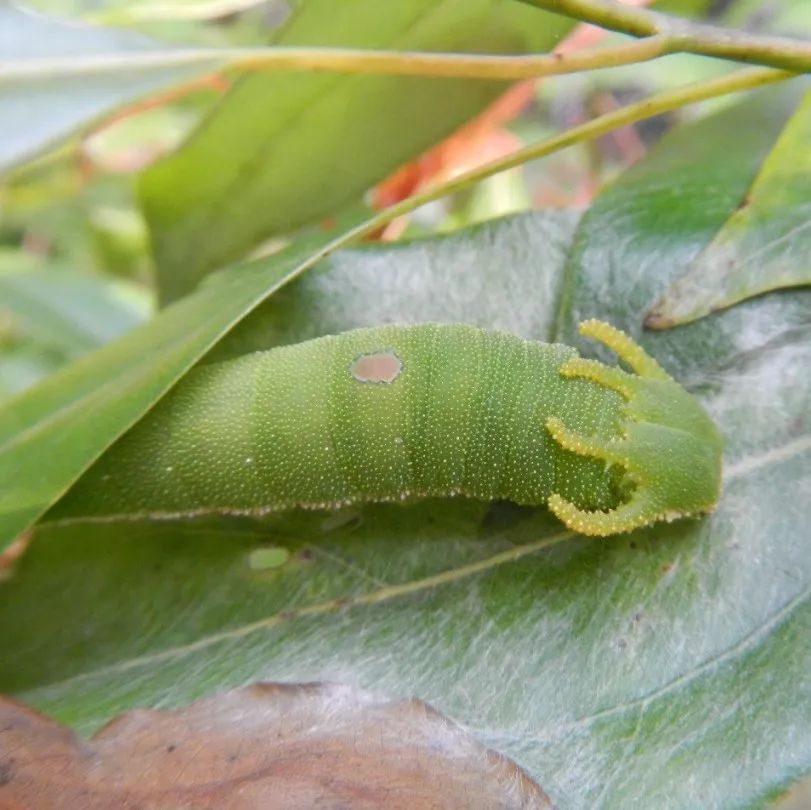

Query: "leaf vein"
(28, 530), (574, 694)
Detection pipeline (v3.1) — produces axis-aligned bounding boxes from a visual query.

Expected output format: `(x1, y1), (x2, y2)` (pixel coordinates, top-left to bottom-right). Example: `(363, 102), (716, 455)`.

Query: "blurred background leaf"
(0, 3), (223, 176)
(139, 0), (576, 303)
(0, 250), (150, 399)
(0, 253), (149, 357)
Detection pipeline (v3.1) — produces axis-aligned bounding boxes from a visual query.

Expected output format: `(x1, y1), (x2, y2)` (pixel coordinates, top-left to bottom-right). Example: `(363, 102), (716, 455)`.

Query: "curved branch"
(0, 38), (671, 84)
(520, 0), (811, 73)
(359, 67), (793, 235)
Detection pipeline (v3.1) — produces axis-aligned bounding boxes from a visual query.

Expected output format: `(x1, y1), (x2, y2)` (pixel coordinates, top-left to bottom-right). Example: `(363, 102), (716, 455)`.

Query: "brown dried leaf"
(0, 681), (554, 809)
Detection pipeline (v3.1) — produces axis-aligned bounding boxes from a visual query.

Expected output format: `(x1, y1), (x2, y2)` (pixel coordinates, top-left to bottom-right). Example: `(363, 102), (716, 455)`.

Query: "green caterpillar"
(47, 320), (723, 537)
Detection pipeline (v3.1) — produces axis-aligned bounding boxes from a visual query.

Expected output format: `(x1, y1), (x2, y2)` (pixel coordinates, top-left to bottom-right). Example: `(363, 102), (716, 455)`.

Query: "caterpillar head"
(546, 320), (723, 537)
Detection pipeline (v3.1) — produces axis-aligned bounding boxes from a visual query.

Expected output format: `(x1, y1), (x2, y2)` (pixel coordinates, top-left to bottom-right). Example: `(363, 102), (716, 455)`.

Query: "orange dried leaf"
(370, 0), (654, 222)
(0, 682), (555, 809)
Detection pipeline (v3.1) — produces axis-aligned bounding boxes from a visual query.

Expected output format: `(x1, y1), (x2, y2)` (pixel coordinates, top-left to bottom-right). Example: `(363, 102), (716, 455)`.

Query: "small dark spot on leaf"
(166, 744), (176, 753)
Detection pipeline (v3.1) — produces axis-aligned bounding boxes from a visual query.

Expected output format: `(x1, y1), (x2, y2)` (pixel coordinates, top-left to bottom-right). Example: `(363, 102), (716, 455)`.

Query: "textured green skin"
(47, 322), (723, 536)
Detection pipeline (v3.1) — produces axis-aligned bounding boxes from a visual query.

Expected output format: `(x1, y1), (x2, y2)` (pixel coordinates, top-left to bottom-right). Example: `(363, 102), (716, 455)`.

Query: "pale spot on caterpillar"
(350, 351), (403, 384)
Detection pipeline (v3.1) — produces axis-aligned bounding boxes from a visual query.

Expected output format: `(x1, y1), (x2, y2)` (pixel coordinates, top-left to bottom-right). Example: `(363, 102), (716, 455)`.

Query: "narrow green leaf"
(0, 227), (361, 552)
(646, 86), (811, 328)
(139, 0), (573, 302)
(0, 3), (217, 174)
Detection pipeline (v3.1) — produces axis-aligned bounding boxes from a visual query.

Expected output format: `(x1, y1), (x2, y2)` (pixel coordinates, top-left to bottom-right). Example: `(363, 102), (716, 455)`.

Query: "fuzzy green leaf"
(2, 89), (810, 810)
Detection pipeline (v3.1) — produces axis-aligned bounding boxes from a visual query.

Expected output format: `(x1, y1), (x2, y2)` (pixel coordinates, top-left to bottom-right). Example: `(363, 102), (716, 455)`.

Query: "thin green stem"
(1, 38), (671, 84)
(352, 67), (792, 239)
(5, 4), (804, 86)
(230, 36), (671, 79)
(520, 0), (811, 73)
